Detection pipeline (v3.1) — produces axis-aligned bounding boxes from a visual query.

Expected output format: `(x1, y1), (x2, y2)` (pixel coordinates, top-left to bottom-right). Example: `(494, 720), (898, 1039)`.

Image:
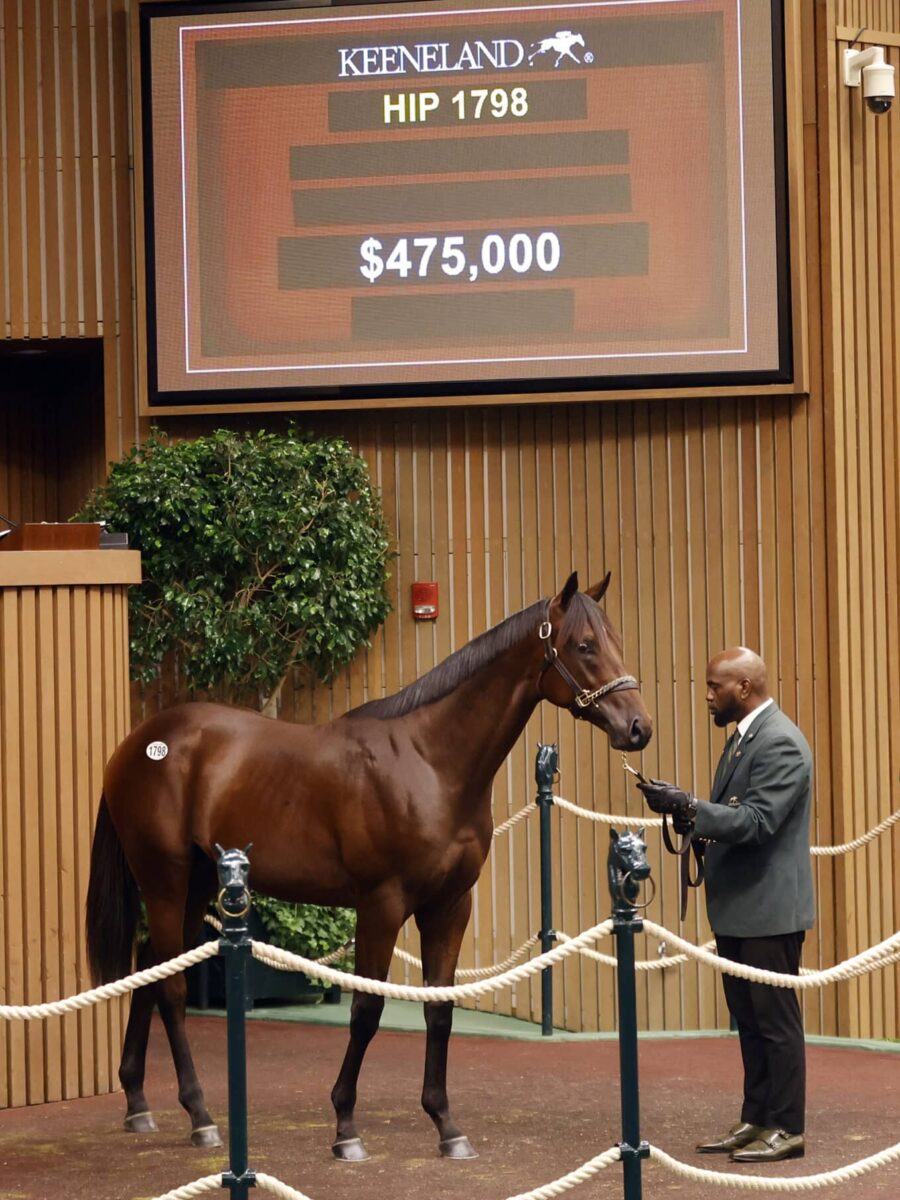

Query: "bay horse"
(86, 571), (651, 1160)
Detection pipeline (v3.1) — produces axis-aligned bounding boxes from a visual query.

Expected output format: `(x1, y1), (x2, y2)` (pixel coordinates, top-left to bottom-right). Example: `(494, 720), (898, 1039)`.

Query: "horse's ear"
(609, 828), (619, 843)
(586, 572), (612, 603)
(557, 571), (579, 610)
(637, 827), (646, 840)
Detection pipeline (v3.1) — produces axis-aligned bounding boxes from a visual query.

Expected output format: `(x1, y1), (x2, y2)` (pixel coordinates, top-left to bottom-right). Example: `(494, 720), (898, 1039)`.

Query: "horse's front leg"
(416, 890), (477, 1159)
(146, 891), (223, 1148)
(331, 898), (404, 1162)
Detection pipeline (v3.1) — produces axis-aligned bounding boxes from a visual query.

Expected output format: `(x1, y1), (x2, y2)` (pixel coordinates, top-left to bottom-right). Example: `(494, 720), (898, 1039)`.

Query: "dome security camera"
(843, 45), (895, 115)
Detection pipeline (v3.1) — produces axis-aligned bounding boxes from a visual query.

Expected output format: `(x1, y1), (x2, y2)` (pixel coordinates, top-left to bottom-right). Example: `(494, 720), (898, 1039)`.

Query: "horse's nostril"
(629, 718), (649, 747)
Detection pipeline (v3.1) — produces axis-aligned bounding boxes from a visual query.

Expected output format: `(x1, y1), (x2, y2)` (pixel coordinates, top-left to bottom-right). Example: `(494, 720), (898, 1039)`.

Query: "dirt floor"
(1, 1013), (899, 1200)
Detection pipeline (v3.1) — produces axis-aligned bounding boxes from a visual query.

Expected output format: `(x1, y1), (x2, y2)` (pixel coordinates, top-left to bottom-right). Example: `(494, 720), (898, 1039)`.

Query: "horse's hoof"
(191, 1124), (224, 1148)
(332, 1137), (370, 1161)
(439, 1135), (478, 1159)
(123, 1112), (158, 1134)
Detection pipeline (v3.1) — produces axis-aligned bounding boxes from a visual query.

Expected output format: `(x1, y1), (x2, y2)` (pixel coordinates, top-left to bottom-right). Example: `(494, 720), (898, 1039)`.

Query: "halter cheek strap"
(538, 607), (639, 717)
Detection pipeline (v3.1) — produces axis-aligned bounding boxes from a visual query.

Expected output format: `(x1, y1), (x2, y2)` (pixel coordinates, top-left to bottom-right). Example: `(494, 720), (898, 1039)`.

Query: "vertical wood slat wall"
(1, 0), (899, 1113)
(823, 4), (900, 1040)
(0, 0), (137, 465)
(0, 575), (131, 1107)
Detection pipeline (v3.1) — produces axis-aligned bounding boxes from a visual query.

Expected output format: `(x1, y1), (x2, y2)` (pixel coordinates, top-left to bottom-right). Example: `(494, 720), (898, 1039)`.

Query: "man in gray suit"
(636, 647), (813, 1164)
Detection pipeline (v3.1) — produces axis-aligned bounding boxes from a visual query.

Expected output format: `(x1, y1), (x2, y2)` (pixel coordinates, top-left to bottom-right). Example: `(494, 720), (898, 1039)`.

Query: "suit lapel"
(710, 703), (781, 803)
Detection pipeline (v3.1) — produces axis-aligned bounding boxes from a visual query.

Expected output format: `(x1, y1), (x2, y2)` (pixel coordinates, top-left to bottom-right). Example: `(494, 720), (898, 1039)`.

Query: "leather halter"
(537, 605), (638, 718)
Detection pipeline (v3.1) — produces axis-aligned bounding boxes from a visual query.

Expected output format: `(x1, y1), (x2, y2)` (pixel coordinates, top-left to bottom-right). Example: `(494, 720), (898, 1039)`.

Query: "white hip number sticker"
(146, 741), (169, 761)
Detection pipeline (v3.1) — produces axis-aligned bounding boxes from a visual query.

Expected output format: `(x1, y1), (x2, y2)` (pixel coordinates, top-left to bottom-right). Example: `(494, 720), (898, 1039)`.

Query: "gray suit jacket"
(693, 703), (814, 938)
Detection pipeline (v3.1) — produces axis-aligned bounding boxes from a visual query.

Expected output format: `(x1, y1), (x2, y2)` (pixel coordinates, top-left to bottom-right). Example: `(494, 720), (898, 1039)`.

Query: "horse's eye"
(577, 641), (594, 654)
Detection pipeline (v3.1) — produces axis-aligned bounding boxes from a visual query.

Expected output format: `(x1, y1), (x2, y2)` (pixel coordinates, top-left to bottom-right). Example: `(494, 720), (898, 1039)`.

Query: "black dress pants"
(715, 931), (806, 1135)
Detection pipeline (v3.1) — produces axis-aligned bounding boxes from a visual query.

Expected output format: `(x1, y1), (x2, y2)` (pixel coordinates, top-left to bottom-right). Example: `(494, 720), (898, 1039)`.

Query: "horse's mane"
(346, 591), (615, 720)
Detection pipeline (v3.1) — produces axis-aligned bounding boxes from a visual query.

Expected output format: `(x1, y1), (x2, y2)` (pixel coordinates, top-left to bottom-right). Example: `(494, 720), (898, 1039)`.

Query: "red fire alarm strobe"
(411, 581), (439, 620)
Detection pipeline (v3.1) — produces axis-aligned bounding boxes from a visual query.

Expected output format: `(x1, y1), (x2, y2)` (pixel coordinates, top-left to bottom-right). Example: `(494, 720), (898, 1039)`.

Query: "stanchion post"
(535, 743), (558, 1036)
(608, 830), (650, 1200)
(216, 846), (257, 1199)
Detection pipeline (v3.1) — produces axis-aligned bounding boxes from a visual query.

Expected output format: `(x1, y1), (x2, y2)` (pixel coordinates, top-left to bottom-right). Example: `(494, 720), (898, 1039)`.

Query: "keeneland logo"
(337, 30), (591, 78)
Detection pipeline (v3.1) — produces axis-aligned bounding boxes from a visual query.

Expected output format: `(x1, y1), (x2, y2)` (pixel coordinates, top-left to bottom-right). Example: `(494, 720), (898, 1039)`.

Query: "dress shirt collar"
(736, 697), (774, 741)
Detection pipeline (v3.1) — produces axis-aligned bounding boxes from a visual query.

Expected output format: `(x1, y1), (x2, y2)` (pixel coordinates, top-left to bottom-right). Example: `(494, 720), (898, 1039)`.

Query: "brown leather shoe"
(696, 1122), (765, 1154)
(730, 1128), (805, 1163)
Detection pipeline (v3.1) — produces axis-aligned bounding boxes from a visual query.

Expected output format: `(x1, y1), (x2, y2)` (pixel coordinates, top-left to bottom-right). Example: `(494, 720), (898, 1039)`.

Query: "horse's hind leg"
(330, 901), (403, 1161)
(119, 940), (160, 1133)
(416, 891), (477, 1159)
(145, 861), (223, 1148)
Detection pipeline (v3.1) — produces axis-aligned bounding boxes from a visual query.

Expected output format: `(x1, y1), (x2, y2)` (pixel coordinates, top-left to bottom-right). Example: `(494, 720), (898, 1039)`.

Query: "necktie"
(727, 732), (741, 761)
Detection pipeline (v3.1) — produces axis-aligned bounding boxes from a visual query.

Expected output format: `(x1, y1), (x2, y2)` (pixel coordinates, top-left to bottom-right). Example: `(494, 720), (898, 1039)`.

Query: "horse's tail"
(86, 794), (140, 984)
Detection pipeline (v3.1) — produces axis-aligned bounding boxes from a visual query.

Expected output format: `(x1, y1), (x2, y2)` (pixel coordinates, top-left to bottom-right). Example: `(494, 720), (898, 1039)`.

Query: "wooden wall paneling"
(614, 402), (649, 1032)
(815, 0), (849, 1038)
(75, 0), (99, 336)
(596, 402), (623, 1033)
(579, 403), (609, 1030)
(484, 409), (512, 1016)
(2, 0), (25, 337)
(40, 0), (60, 336)
(111, 0), (140, 457)
(530, 406), (564, 1026)
(37, 588), (63, 1102)
(22, 1), (42, 332)
(548, 406), (579, 1030)
(465, 411), (492, 1007)
(444, 411), (475, 991)
(498, 408), (528, 1024)
(691, 401), (720, 1033)
(58, 0), (80, 335)
(54, 586), (80, 1100)
(70, 587), (97, 1094)
(0, 591), (25, 1105)
(20, 589), (46, 1102)
(85, 588), (112, 1092)
(639, 402), (668, 1032)
(0, 595), (6, 1110)
(567, 406), (601, 1032)
(513, 407), (541, 1024)
(873, 102), (897, 1039)
(665, 403), (695, 1029)
(844, 61), (869, 1039)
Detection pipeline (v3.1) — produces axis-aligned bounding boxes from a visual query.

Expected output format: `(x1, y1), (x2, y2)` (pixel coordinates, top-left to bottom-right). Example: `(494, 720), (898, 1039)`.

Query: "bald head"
(705, 647), (770, 727)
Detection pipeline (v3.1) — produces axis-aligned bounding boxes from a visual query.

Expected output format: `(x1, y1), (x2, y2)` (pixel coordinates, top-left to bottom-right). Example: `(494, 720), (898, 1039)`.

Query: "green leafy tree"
(77, 426), (392, 714)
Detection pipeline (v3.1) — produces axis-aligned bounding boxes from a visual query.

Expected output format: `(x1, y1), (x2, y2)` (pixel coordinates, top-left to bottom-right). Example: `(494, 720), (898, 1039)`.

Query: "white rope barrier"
(392, 934), (542, 979)
(256, 1175), (316, 1200)
(504, 1147), (622, 1200)
(250, 921), (613, 1003)
(642, 920), (900, 989)
(810, 806), (900, 855)
(493, 804), (537, 837)
(150, 1135), (900, 1200)
(551, 795), (662, 827)
(648, 1139), (900, 1191)
(546, 793), (900, 855)
(0, 941), (219, 1020)
(556, 930), (718, 970)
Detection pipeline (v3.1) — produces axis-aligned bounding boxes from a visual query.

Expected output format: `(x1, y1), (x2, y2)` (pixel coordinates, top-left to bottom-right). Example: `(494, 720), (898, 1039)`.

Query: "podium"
(0, 540), (141, 1108)
(0, 522), (103, 551)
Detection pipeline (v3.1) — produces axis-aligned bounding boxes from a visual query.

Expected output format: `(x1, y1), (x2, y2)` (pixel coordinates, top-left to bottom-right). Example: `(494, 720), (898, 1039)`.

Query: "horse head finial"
(607, 827), (653, 916)
(215, 845), (252, 920)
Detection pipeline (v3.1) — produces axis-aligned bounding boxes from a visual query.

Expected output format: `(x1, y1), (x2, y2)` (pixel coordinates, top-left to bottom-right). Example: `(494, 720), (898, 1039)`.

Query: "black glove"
(637, 778), (698, 831)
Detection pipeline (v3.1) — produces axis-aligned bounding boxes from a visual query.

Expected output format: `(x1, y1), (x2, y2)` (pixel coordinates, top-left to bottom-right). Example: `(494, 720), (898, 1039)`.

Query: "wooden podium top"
(0, 550), (142, 587)
(0, 522), (102, 551)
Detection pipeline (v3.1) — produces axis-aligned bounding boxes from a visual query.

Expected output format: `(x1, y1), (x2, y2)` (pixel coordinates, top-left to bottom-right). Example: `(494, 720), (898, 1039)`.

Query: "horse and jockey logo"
(528, 30), (592, 68)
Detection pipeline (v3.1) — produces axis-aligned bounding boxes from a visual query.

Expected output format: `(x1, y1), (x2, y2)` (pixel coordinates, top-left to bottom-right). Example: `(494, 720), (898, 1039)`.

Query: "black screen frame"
(137, 0), (795, 411)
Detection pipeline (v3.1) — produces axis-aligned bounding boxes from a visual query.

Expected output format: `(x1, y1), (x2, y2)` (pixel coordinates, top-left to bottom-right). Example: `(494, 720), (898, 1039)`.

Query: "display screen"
(139, 0), (791, 408)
